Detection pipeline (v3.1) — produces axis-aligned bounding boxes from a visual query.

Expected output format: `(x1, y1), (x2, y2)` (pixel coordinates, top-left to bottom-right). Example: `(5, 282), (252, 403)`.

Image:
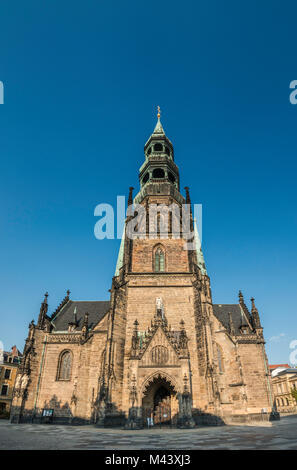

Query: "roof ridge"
(70, 300), (110, 302)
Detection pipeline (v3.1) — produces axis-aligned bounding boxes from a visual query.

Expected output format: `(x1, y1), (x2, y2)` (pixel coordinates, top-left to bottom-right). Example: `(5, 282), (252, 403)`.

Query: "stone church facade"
(11, 114), (277, 427)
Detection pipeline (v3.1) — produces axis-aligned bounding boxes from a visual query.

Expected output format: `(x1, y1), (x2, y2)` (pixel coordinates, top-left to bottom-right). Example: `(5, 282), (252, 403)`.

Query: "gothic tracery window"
(217, 344), (224, 373)
(57, 350), (72, 381)
(151, 345), (169, 365)
(154, 247), (165, 272)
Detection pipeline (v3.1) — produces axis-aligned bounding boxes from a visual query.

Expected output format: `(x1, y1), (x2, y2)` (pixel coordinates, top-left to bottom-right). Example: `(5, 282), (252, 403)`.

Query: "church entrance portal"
(142, 375), (179, 427)
(153, 385), (171, 426)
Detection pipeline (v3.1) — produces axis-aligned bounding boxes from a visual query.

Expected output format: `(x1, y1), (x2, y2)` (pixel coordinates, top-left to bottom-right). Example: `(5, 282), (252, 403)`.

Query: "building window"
(142, 172), (149, 185)
(152, 168), (165, 179)
(154, 247), (165, 272)
(151, 345), (169, 365)
(57, 351), (72, 381)
(1, 385), (8, 396)
(4, 369), (11, 380)
(217, 345), (224, 373)
(168, 172), (175, 183)
(154, 143), (163, 152)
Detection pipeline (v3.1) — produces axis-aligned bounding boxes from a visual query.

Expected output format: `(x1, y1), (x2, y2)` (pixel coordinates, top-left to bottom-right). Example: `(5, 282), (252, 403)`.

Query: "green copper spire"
(115, 225), (125, 276)
(194, 218), (207, 275)
(153, 106), (165, 135)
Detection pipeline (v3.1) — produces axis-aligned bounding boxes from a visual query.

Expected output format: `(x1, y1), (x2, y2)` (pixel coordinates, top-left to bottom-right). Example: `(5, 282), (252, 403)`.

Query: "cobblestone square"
(0, 414), (296, 450)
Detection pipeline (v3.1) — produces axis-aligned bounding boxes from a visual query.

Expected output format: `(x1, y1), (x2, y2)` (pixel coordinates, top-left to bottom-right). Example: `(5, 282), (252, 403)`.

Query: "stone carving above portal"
(137, 327), (182, 367)
(151, 345), (169, 365)
(130, 304), (189, 364)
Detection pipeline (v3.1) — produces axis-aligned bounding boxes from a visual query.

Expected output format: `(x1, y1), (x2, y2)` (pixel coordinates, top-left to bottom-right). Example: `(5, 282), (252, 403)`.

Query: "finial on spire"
(184, 187), (191, 205)
(38, 291), (49, 327)
(250, 297), (261, 328)
(128, 186), (134, 207)
(251, 297), (257, 312)
(239, 290), (244, 304)
(66, 289), (70, 298)
(157, 105), (161, 119)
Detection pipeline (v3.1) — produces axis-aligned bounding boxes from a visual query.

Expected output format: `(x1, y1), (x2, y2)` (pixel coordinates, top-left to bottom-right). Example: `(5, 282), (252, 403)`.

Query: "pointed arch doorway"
(141, 374), (179, 427)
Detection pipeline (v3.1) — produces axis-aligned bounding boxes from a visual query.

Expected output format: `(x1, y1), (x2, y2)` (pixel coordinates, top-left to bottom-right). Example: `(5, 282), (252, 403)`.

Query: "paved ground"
(0, 415), (297, 450)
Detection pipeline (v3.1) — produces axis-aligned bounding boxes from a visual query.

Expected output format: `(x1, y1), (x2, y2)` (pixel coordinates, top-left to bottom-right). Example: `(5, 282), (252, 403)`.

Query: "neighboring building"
(11, 113), (277, 427)
(271, 366), (297, 413)
(269, 364), (290, 378)
(0, 346), (22, 417)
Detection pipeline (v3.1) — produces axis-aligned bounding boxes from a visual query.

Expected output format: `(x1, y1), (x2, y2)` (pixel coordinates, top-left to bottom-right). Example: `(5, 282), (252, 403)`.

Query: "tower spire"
(251, 297), (262, 328)
(37, 292), (49, 327)
(153, 105), (165, 135)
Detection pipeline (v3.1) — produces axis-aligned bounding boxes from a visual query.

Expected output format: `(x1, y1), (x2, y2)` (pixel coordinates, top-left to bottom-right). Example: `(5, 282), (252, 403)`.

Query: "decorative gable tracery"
(130, 302), (189, 363)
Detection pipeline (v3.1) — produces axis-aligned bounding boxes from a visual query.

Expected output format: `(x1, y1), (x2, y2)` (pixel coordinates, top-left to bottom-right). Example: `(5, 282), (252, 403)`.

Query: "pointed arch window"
(57, 350), (72, 381)
(217, 344), (224, 373)
(154, 247), (165, 272)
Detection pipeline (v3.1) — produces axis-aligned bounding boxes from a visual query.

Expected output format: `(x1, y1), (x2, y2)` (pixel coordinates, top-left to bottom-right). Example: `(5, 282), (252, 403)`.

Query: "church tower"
(97, 109), (274, 427)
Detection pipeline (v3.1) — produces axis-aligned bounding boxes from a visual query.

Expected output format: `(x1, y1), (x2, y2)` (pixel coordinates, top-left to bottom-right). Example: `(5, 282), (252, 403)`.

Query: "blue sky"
(0, 0), (296, 364)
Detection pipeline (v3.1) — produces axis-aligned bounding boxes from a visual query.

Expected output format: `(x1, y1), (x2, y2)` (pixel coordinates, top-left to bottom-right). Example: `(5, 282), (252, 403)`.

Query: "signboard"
(42, 409), (54, 417)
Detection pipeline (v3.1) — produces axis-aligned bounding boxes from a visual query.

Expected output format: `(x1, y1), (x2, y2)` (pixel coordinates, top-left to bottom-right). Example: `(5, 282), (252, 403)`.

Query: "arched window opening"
(168, 172), (175, 183)
(57, 350), (72, 381)
(165, 146), (170, 156)
(154, 247), (165, 272)
(217, 345), (224, 373)
(152, 168), (165, 179)
(147, 147), (152, 155)
(154, 143), (163, 152)
(151, 345), (169, 365)
(142, 173), (149, 184)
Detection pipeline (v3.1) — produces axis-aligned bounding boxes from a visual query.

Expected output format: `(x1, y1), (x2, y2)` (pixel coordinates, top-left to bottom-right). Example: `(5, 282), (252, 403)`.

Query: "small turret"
(128, 186), (134, 207)
(81, 312), (89, 341)
(251, 297), (262, 329)
(37, 292), (49, 328)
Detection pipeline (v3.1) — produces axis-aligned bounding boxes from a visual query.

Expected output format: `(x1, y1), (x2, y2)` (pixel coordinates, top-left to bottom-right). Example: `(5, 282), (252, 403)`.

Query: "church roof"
(51, 300), (110, 332)
(213, 304), (249, 334)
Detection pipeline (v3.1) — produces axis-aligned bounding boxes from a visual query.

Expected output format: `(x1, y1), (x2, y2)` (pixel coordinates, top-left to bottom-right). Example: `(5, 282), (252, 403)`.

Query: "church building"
(11, 112), (277, 427)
